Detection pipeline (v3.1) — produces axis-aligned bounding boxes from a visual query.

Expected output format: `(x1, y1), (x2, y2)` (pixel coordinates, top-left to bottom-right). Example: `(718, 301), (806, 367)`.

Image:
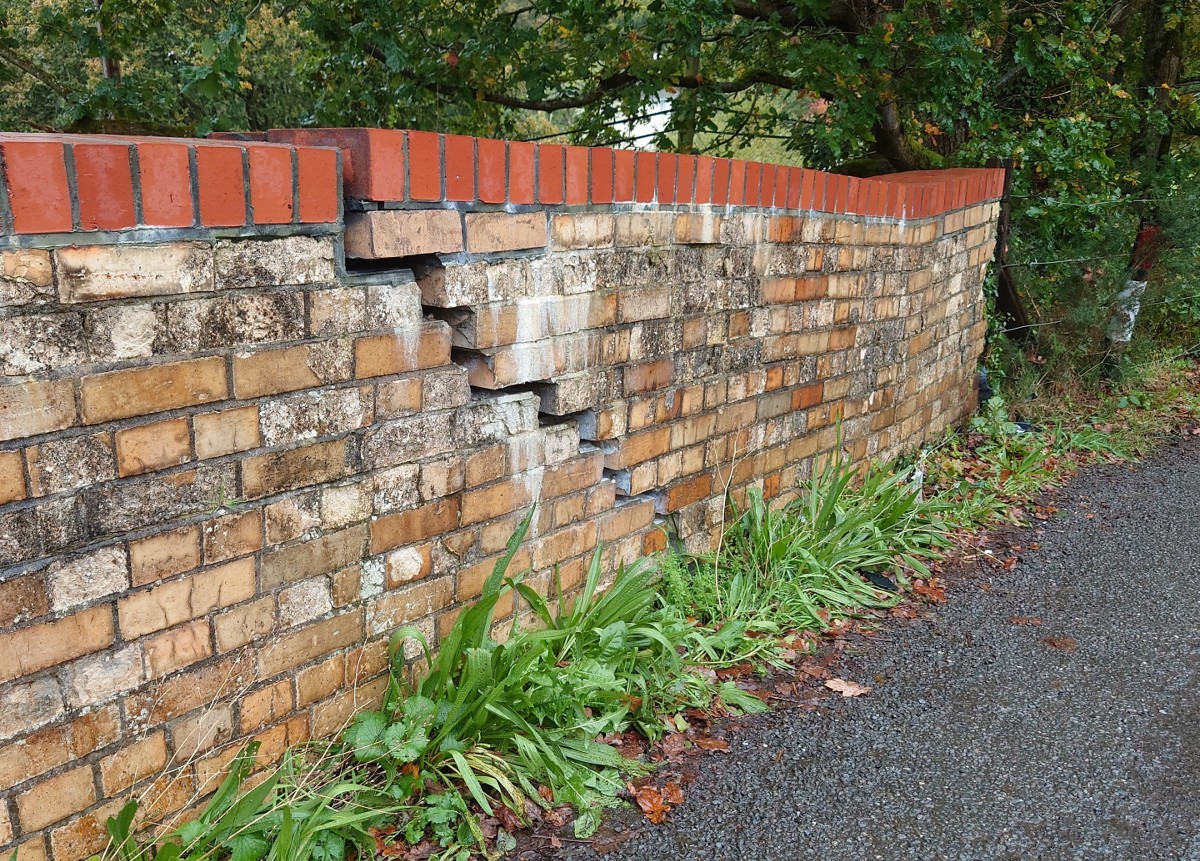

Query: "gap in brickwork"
(343, 251), (443, 277)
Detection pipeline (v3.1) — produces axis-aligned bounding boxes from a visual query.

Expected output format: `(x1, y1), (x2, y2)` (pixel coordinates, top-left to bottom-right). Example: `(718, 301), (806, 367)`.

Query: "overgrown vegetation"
(80, 359), (1200, 861)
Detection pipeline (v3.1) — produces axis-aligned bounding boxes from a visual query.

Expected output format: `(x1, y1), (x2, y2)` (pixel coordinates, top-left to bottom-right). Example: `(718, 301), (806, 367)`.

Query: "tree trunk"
(94, 0), (121, 82)
(986, 158), (1032, 343)
(675, 55), (701, 153)
(1102, 0), (1187, 378)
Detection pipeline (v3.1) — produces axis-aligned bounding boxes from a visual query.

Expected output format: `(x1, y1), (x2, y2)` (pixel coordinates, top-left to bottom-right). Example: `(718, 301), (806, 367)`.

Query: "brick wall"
(0, 128), (1001, 861)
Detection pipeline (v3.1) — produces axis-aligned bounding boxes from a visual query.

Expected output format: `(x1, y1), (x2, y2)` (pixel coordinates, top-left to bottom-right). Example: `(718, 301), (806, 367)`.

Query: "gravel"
(531, 436), (1200, 861)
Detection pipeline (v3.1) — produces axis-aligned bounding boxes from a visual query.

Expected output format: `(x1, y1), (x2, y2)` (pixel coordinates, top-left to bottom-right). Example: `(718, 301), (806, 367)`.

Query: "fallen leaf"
(912, 577), (946, 603)
(592, 827), (636, 854)
(662, 782), (684, 805)
(1009, 616), (1043, 626)
(657, 733), (690, 761)
(1043, 636), (1078, 652)
(544, 805), (574, 828)
(825, 678), (872, 697)
(633, 785), (671, 824)
(1002, 556), (1018, 571)
(693, 736), (730, 752)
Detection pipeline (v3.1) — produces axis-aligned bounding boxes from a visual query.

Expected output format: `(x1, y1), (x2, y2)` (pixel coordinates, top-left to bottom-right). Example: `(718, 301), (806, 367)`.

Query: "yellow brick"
(81, 357), (227, 424)
(144, 619), (213, 678)
(194, 405), (261, 459)
(99, 731), (168, 795)
(231, 344), (346, 400)
(354, 322), (452, 379)
(118, 558), (256, 639)
(115, 417), (192, 476)
(16, 765), (96, 831)
(0, 605), (114, 683)
(129, 525), (201, 586)
(0, 379), (76, 442)
(213, 597), (275, 652)
(0, 449), (26, 504)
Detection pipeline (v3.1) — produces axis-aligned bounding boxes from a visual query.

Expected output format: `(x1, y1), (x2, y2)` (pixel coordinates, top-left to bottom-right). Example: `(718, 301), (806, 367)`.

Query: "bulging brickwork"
(0, 127), (1000, 861)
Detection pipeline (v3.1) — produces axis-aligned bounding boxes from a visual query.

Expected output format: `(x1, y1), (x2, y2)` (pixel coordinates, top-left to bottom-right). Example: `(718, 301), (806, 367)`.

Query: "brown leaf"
(658, 733), (690, 761)
(662, 782), (684, 805)
(825, 678), (872, 697)
(592, 827), (636, 854)
(1009, 616), (1043, 626)
(545, 805), (574, 828)
(693, 736), (730, 752)
(634, 786), (671, 824)
(912, 577), (946, 603)
(1043, 636), (1078, 652)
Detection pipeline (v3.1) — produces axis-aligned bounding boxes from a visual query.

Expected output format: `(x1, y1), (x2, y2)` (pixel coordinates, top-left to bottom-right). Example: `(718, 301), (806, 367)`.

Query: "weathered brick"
(370, 498), (460, 553)
(0, 707), (119, 789)
(464, 211), (547, 253)
(194, 405), (262, 459)
(115, 417), (192, 476)
(0, 677), (64, 741)
(60, 644), (144, 708)
(1, 248), (54, 305)
(241, 438), (352, 499)
(81, 357), (228, 424)
(118, 557), (256, 639)
(16, 765), (96, 831)
(170, 703), (233, 761)
(355, 322), (452, 379)
(99, 731), (168, 795)
(258, 608), (365, 676)
(261, 524), (367, 590)
(384, 543), (433, 588)
(279, 577), (333, 628)
(130, 525), (201, 586)
(0, 379), (77, 442)
(203, 508), (264, 563)
(461, 477), (535, 526)
(47, 544), (128, 612)
(213, 597), (275, 653)
(55, 243), (215, 303)
(214, 236), (336, 288)
(25, 432), (114, 497)
(0, 605), (114, 684)
(345, 210), (464, 258)
(366, 578), (453, 635)
(0, 312), (86, 376)
(232, 342), (352, 399)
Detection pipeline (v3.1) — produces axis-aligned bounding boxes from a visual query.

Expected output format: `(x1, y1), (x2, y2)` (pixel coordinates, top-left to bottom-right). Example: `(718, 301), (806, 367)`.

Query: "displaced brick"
(345, 210), (464, 258)
(464, 211), (547, 253)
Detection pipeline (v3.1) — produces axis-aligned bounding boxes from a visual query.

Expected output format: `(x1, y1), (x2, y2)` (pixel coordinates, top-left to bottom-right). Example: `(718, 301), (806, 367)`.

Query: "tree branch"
(0, 43), (75, 101)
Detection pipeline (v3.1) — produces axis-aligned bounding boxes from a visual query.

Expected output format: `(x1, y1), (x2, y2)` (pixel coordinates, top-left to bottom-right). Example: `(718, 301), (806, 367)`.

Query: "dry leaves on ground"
(1043, 636), (1078, 651)
(824, 678), (872, 697)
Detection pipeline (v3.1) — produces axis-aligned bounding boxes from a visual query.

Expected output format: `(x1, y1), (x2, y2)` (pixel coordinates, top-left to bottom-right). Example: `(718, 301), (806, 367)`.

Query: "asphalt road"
(530, 436), (1200, 861)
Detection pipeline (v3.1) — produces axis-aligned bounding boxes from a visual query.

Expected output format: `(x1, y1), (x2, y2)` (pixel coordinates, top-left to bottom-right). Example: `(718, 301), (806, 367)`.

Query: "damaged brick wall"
(0, 129), (1002, 861)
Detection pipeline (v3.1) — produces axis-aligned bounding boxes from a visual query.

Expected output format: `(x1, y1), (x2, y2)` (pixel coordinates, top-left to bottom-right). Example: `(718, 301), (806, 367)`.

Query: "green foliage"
(662, 446), (951, 653)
